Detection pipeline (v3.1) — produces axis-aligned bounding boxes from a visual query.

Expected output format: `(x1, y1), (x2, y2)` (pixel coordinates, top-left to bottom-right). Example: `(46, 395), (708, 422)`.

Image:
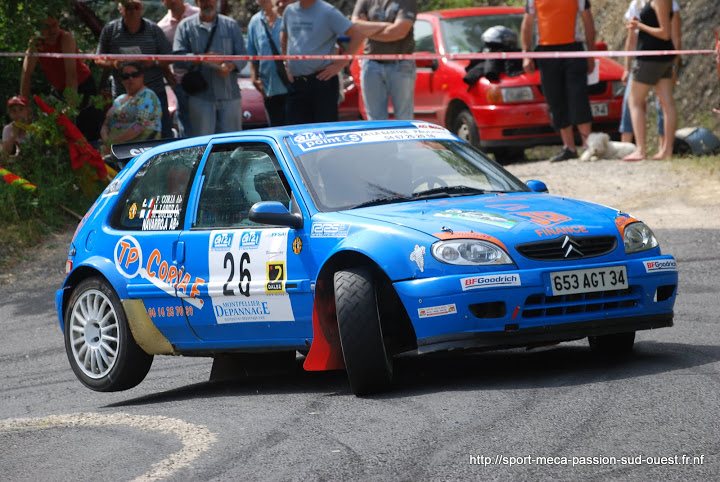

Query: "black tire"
(334, 267), (393, 395)
(64, 277), (153, 391)
(450, 109), (480, 146)
(588, 331), (636, 358)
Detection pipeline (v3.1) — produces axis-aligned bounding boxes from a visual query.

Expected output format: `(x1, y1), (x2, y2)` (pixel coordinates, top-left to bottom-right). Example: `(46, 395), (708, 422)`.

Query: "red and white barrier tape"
(0, 49), (715, 63)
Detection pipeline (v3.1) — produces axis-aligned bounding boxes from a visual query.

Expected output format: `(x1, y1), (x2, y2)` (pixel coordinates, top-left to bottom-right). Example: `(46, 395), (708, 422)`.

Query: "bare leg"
(652, 78), (677, 159)
(577, 122), (592, 148)
(621, 132), (634, 143)
(624, 79), (652, 160)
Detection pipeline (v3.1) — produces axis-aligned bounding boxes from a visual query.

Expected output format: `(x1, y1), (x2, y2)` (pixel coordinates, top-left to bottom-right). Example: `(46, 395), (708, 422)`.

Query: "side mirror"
(526, 180), (549, 193)
(249, 201), (303, 229)
(415, 54), (438, 71)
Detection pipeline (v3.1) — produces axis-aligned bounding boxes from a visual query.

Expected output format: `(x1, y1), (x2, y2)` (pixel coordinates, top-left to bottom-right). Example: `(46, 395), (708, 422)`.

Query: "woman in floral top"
(100, 61), (161, 156)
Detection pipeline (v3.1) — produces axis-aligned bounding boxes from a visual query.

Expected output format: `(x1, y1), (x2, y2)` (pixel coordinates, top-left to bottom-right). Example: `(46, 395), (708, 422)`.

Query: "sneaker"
(550, 147), (578, 162)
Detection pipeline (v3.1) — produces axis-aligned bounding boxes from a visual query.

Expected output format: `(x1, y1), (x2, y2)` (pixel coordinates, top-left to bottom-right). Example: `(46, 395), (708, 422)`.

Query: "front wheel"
(334, 267), (393, 395)
(64, 277), (153, 391)
(450, 109), (479, 146)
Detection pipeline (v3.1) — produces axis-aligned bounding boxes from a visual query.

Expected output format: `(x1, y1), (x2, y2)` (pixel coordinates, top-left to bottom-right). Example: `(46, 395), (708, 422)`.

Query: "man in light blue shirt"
(247, 0), (288, 126)
(280, 0), (367, 124)
(173, 0), (247, 136)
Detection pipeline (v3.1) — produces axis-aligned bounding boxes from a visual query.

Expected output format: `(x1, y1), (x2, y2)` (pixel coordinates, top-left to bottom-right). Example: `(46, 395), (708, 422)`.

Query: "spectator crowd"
(4, 0), (717, 167)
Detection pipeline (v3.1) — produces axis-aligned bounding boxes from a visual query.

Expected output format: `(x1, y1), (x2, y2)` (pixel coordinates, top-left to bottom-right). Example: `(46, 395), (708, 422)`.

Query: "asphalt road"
(1, 226), (718, 481)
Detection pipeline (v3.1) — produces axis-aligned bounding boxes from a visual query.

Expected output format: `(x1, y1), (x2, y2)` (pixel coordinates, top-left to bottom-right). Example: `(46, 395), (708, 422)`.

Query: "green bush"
(0, 95), (97, 269)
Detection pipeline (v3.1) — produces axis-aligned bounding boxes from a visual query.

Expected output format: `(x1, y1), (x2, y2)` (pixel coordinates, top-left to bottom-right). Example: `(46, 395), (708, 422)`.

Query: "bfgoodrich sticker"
(644, 259), (677, 272)
(461, 273), (521, 291)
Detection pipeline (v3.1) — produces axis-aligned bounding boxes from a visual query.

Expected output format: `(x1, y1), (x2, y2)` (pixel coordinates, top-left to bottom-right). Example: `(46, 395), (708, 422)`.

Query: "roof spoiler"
(110, 137), (181, 168)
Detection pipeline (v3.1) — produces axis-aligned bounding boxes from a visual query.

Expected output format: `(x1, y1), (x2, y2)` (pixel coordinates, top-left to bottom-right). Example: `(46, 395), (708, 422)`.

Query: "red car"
(350, 7), (625, 161)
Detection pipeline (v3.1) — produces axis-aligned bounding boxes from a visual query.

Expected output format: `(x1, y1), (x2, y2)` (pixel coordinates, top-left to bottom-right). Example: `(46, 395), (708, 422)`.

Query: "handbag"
(260, 17), (291, 89)
(181, 21), (218, 95)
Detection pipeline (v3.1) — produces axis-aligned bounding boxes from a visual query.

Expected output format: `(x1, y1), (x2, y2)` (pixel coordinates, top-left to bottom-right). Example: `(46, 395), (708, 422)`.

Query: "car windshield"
(292, 137), (529, 212)
(441, 14), (523, 54)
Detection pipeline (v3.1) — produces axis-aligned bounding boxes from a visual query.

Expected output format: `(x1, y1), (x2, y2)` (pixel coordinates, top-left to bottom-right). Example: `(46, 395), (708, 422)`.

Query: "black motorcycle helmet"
(481, 25), (518, 51)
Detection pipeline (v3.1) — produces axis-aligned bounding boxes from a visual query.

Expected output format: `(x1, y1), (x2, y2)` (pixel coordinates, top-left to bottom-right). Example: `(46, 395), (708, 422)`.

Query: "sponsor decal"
(239, 230), (262, 249)
(292, 237), (303, 254)
(418, 303), (457, 318)
(461, 273), (521, 291)
(148, 304), (192, 319)
(513, 211), (572, 226)
(311, 222), (350, 238)
(435, 209), (517, 229)
(433, 231), (508, 252)
(486, 203), (529, 211)
(410, 245), (426, 272)
(139, 194), (183, 231)
(208, 228), (294, 323)
(266, 261), (286, 293)
(114, 236), (205, 308)
(289, 126), (456, 153)
(644, 259), (678, 272)
(211, 232), (233, 250)
(129, 203), (137, 220)
(534, 225), (589, 237)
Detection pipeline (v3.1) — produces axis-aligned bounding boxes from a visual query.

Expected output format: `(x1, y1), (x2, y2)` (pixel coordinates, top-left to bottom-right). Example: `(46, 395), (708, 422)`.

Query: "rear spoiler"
(110, 137), (181, 169)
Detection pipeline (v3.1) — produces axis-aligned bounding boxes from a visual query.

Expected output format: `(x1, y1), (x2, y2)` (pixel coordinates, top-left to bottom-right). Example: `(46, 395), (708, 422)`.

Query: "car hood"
(348, 192), (623, 245)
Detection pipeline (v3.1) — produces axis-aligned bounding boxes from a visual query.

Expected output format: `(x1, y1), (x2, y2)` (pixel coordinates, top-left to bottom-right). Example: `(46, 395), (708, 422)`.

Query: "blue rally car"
(56, 121), (678, 395)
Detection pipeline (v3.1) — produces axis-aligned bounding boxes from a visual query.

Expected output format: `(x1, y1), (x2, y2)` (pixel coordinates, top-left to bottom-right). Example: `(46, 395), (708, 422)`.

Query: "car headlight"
(611, 80), (625, 97)
(501, 86), (534, 103)
(624, 222), (659, 253)
(432, 239), (514, 265)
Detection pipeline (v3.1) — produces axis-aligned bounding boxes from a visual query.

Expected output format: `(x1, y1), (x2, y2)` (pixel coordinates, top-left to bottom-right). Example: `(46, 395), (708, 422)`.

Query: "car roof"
(419, 7), (525, 20)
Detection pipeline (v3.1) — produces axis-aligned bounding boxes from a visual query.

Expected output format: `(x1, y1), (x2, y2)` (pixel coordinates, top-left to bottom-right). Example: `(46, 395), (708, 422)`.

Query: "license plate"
(591, 103), (608, 117)
(549, 266), (627, 296)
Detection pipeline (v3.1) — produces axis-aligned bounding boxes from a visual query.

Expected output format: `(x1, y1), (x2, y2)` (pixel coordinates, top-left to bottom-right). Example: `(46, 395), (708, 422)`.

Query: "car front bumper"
(393, 256), (677, 352)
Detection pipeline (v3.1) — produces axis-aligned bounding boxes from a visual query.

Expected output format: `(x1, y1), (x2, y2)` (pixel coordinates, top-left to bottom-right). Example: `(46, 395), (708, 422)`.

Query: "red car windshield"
(440, 14), (524, 54)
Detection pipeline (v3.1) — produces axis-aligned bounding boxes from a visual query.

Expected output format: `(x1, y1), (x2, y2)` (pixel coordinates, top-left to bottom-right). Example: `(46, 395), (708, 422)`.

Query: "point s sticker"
(292, 237), (303, 254)
(461, 273), (521, 291)
(418, 303), (457, 318)
(644, 259), (677, 272)
(129, 203), (137, 220)
(266, 261), (285, 293)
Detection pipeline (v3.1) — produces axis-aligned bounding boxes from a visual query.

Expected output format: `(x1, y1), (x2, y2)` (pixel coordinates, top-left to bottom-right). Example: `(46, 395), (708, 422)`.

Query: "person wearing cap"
(95, 0), (173, 138)
(2, 96), (33, 159)
(20, 16), (103, 142)
(521, 0), (596, 163)
(351, 0), (417, 121)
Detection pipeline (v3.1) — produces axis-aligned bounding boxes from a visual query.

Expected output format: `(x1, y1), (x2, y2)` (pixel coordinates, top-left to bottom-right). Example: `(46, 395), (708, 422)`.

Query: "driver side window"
(194, 142), (290, 229)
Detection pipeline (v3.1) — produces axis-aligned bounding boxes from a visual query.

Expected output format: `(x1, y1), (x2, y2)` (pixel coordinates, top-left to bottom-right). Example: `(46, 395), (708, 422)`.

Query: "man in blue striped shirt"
(96, 0), (174, 138)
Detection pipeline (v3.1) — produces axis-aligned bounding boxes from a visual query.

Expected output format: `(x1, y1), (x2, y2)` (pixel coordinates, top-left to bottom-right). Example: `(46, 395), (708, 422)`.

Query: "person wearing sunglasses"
(96, 1), (174, 139)
(100, 61), (162, 156)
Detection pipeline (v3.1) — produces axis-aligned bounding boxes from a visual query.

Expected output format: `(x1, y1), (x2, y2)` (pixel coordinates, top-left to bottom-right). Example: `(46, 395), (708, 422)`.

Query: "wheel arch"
(302, 250), (417, 372)
(445, 99), (472, 130)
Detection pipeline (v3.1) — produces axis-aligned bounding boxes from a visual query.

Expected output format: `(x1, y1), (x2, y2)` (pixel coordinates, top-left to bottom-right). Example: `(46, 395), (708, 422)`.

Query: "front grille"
(523, 287), (637, 319)
(515, 235), (617, 261)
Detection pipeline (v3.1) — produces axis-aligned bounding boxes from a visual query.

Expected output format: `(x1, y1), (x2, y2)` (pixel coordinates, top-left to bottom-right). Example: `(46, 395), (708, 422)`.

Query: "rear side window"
(111, 146), (204, 231)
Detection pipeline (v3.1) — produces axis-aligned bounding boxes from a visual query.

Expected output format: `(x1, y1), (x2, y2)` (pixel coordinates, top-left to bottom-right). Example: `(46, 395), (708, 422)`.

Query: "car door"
(110, 145), (205, 344)
(178, 139), (314, 345)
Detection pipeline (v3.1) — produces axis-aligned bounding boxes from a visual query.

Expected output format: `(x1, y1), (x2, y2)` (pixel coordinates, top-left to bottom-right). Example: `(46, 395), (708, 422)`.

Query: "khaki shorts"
(631, 58), (674, 85)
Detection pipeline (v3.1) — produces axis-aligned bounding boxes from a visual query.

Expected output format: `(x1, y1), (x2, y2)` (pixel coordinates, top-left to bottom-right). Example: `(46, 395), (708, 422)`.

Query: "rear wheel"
(334, 267), (393, 395)
(450, 109), (480, 146)
(64, 277), (153, 391)
(588, 331), (636, 358)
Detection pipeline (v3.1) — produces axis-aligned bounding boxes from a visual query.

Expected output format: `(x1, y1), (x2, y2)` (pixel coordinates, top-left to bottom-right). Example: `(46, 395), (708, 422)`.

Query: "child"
(2, 96), (33, 158)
